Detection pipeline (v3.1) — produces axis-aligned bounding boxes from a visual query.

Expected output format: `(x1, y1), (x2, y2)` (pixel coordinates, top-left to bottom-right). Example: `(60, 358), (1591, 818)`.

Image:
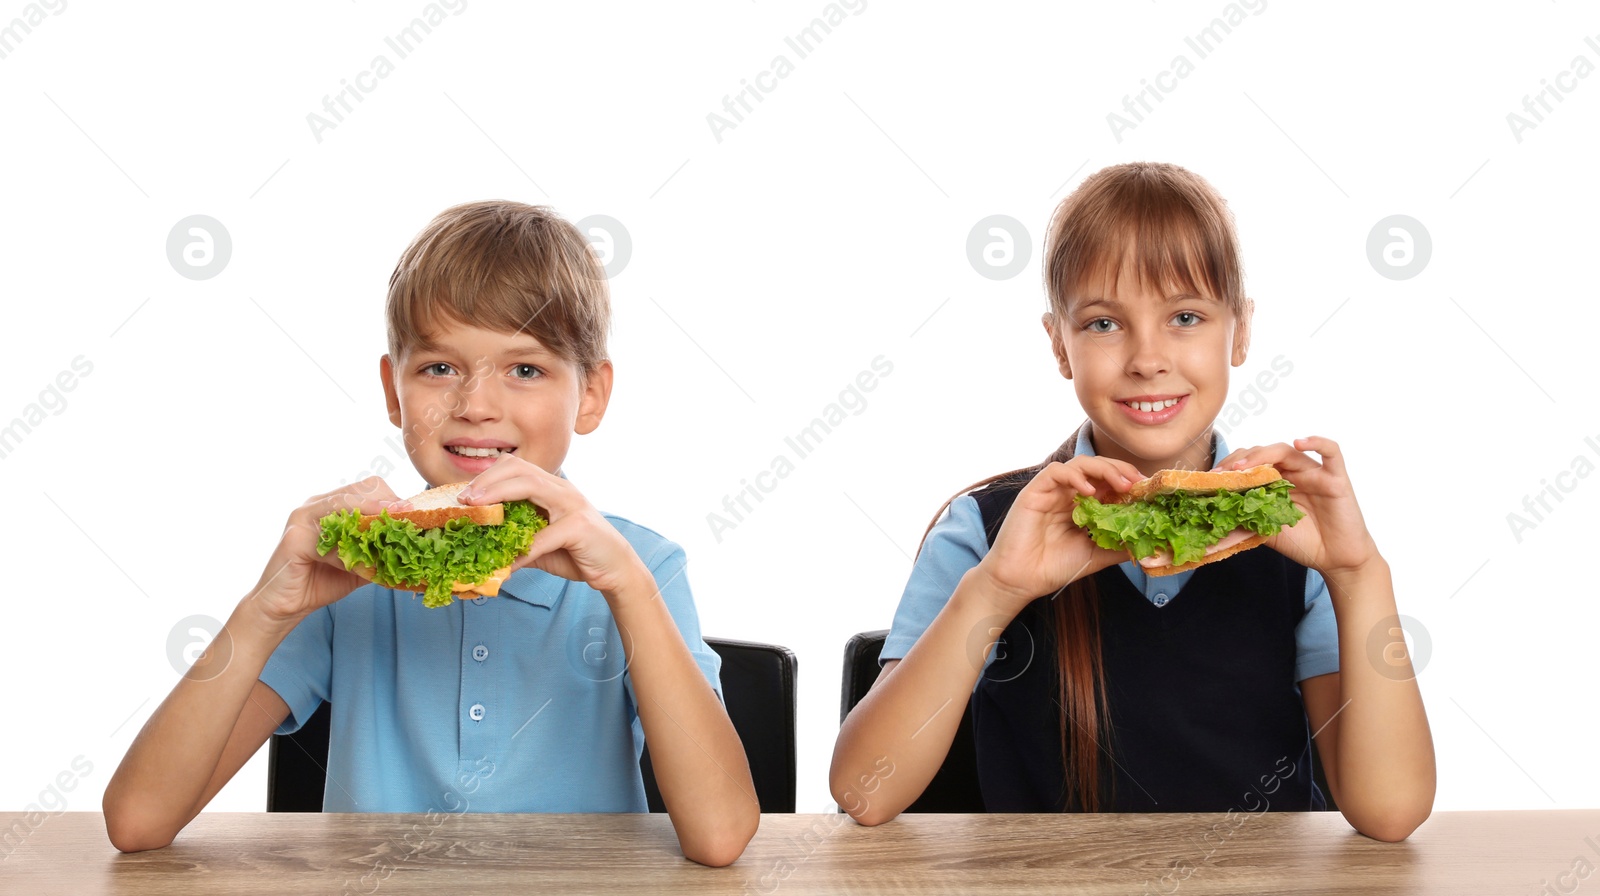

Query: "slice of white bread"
(1105, 465), (1282, 575)
(356, 481), (503, 531)
(1107, 464), (1282, 504)
(350, 481), (511, 600)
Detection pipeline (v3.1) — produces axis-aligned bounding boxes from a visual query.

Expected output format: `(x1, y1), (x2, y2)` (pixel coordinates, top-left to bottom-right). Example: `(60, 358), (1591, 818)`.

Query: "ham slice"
(1137, 527), (1257, 569)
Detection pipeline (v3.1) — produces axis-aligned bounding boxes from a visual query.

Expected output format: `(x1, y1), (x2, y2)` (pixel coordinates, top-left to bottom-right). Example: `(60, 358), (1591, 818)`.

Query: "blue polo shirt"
(259, 514), (722, 813)
(883, 428), (1341, 683)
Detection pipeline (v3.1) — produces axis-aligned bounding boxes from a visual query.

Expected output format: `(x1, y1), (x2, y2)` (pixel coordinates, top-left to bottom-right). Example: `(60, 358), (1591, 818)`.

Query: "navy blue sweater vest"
(968, 470), (1327, 813)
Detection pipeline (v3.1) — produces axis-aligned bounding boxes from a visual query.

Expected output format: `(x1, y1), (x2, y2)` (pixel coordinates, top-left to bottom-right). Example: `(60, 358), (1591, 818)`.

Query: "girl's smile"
(1115, 393), (1190, 425)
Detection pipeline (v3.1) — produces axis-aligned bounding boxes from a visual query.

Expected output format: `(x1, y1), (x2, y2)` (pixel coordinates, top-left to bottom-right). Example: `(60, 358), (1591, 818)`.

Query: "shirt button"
(472, 645), (489, 662)
(472, 596), (487, 606)
(469, 703), (486, 722)
(1153, 592), (1170, 607)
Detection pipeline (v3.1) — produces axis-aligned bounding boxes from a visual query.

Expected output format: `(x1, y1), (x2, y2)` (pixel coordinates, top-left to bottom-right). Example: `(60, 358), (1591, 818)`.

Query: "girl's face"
(1047, 270), (1250, 477)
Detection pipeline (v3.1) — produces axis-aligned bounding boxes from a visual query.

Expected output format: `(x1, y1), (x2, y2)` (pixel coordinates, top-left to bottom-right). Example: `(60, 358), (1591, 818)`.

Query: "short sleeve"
(622, 538), (724, 749)
(1294, 569), (1340, 682)
(880, 496), (989, 664)
(258, 603), (335, 735)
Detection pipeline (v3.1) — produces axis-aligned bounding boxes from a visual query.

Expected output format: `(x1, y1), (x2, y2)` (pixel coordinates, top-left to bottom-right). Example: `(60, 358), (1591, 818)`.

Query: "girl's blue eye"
(1173, 311), (1201, 327)
(512, 364), (542, 380)
(1087, 318), (1118, 333)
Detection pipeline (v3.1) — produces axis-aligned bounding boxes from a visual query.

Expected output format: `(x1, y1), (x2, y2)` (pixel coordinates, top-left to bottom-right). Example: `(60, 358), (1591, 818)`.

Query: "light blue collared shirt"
(259, 514), (721, 813)
(882, 428), (1339, 683)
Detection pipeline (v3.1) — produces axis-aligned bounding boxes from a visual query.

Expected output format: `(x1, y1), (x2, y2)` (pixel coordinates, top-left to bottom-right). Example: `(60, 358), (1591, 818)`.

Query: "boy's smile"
(442, 437), (520, 475)
(379, 319), (612, 488)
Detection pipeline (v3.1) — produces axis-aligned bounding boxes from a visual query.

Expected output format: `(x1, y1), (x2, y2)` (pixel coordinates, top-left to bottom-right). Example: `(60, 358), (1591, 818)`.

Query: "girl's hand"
(249, 477), (405, 629)
(437, 454), (648, 598)
(971, 455), (1145, 617)
(1212, 436), (1381, 577)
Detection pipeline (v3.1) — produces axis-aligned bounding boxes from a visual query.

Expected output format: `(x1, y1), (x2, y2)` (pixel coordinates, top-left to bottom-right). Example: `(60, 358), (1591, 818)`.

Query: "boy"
(103, 201), (759, 867)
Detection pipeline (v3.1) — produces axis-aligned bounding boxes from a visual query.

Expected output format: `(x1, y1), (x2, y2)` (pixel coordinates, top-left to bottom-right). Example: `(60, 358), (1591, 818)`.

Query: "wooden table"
(2, 810), (1593, 894)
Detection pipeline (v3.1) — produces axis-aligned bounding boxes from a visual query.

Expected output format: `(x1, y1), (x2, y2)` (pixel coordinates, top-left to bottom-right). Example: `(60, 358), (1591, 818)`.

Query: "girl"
(829, 162), (1434, 841)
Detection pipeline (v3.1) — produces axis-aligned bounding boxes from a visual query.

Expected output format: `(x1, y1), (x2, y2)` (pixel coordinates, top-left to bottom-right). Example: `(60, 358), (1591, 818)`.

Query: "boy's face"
(379, 319), (612, 488)
(1047, 269), (1249, 475)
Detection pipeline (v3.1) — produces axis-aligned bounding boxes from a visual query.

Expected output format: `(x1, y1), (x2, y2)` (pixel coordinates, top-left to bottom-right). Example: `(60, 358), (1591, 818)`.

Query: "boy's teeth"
(448, 445), (512, 457)
(1125, 398), (1179, 412)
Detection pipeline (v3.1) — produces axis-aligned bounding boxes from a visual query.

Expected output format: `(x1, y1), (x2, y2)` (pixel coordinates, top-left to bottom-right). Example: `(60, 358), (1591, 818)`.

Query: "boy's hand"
(1212, 436), (1381, 577)
(248, 477), (405, 629)
(972, 455), (1145, 616)
(452, 455), (647, 597)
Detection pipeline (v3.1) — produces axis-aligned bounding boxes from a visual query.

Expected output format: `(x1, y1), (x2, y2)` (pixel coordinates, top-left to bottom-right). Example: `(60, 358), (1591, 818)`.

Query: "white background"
(2, 0), (1596, 824)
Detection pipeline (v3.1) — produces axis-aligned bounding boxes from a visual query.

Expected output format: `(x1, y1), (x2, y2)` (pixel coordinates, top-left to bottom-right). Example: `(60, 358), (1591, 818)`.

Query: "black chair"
(641, 638), (797, 813)
(267, 636), (798, 813)
(839, 629), (1337, 813)
(841, 630), (984, 812)
(266, 698), (332, 813)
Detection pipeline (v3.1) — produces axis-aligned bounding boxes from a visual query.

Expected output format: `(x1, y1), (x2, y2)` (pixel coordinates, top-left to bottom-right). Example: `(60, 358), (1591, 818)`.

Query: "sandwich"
(1071, 464), (1304, 576)
(316, 481), (548, 608)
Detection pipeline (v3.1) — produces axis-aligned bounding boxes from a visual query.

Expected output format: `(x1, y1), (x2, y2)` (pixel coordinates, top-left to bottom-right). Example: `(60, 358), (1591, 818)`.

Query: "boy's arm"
(453, 459), (757, 866)
(605, 557), (759, 867)
(103, 480), (401, 851)
(102, 604), (293, 852)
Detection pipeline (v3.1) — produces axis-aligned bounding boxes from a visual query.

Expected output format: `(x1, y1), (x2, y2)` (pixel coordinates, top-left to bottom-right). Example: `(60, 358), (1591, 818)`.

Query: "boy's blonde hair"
(386, 201), (610, 375)
(1044, 161), (1246, 320)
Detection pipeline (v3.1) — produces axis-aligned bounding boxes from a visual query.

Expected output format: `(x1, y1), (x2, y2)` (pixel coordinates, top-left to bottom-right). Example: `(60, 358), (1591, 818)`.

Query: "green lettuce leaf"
(316, 500), (548, 608)
(1071, 479), (1304, 566)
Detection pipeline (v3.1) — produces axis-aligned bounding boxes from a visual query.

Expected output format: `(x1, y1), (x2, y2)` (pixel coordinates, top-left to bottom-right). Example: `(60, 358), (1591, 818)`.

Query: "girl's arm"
(1302, 556), (1436, 842)
(830, 457), (1140, 825)
(1213, 437), (1435, 841)
(830, 567), (1029, 825)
